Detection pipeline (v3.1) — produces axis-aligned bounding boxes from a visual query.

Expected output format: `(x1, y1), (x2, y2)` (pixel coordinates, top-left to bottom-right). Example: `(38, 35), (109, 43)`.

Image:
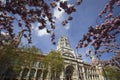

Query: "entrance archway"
(65, 65), (74, 80)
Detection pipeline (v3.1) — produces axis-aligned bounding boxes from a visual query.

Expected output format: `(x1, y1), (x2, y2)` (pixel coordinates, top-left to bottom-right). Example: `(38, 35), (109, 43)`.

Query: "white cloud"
(53, 0), (69, 19)
(54, 4), (64, 19)
(53, 0), (71, 30)
(65, 23), (70, 30)
(68, 4), (73, 7)
(35, 28), (49, 37)
(1, 0), (5, 2)
(34, 23), (49, 37)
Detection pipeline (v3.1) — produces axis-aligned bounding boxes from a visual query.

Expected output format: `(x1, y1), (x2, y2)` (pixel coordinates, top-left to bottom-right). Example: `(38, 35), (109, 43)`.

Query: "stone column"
(26, 69), (31, 80)
(86, 69), (88, 80)
(18, 68), (24, 80)
(39, 69), (43, 80)
(98, 69), (101, 80)
(95, 69), (97, 80)
(60, 70), (65, 80)
(75, 64), (79, 80)
(99, 68), (103, 80)
(33, 69), (37, 80)
(88, 69), (90, 80)
(93, 70), (95, 80)
(92, 69), (93, 80)
(79, 67), (82, 80)
(45, 67), (51, 80)
(82, 67), (86, 80)
(90, 69), (92, 80)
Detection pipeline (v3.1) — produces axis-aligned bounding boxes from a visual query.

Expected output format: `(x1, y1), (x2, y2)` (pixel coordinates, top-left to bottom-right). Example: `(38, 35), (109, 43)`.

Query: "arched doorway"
(65, 65), (74, 80)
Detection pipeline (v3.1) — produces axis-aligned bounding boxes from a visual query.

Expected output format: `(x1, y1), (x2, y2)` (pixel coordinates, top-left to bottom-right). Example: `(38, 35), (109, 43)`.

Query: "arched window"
(36, 69), (42, 80)
(29, 69), (36, 79)
(21, 68), (29, 79)
(65, 65), (74, 80)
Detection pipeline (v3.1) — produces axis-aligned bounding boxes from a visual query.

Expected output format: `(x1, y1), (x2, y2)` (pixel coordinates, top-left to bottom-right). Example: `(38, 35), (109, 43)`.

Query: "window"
(29, 69), (36, 79)
(21, 68), (29, 79)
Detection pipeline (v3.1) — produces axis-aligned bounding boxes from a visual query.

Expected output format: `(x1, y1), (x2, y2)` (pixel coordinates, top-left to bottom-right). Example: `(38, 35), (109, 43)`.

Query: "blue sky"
(20, 0), (118, 62)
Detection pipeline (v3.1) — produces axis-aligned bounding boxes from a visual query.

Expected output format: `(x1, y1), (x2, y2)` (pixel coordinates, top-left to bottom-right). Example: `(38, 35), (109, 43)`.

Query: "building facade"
(2, 35), (104, 80)
(57, 35), (104, 80)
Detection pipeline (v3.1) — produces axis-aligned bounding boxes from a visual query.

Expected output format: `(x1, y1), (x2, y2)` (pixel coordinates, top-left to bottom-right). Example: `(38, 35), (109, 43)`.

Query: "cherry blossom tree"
(76, 0), (120, 68)
(0, 0), (82, 45)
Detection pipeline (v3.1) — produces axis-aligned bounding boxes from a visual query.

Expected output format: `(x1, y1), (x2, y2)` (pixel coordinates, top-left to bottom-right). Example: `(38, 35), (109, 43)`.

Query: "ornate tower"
(57, 35), (70, 50)
(56, 35), (83, 80)
(57, 35), (75, 58)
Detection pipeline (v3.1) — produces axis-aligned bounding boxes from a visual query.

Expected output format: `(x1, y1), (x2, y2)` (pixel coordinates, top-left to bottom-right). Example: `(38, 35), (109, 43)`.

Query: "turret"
(13, 29), (27, 47)
(86, 47), (99, 65)
(0, 29), (27, 47)
(57, 35), (75, 57)
(57, 35), (71, 50)
(92, 56), (99, 65)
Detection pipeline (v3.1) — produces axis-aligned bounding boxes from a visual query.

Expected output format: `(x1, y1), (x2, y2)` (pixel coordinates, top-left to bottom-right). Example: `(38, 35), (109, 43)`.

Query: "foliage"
(0, 44), (21, 79)
(44, 50), (64, 80)
(43, 70), (48, 80)
(102, 65), (120, 80)
(77, 0), (120, 52)
(0, 44), (41, 79)
(0, 0), (82, 44)
(106, 52), (120, 71)
(76, 0), (120, 66)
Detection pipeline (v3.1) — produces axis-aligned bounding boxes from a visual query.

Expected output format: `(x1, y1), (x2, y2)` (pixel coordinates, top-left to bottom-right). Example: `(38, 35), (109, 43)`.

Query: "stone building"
(1, 35), (104, 80)
(56, 35), (104, 80)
